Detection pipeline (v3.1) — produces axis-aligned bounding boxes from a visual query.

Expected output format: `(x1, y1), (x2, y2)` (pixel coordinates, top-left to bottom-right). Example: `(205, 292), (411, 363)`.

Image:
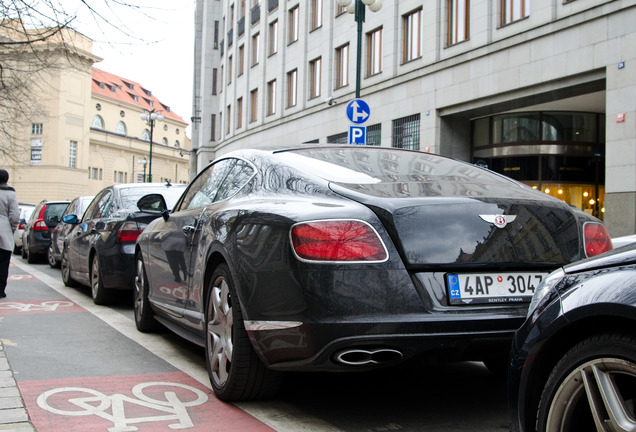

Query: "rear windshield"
(44, 203), (70, 224)
(119, 185), (186, 211)
(277, 147), (502, 185)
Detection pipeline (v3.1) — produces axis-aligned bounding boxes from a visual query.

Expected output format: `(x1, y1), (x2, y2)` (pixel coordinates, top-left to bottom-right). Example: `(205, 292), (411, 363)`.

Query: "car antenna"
(165, 180), (172, 187)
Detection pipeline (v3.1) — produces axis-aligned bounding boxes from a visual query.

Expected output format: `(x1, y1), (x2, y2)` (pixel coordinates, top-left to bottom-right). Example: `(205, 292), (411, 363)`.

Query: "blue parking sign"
(349, 126), (366, 145)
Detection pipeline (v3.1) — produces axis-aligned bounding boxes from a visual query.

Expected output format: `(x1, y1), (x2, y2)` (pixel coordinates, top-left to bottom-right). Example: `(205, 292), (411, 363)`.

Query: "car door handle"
(182, 226), (196, 235)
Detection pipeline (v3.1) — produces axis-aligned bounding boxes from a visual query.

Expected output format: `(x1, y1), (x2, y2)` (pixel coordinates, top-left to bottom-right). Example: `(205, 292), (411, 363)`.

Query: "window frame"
(403, 8), (422, 63)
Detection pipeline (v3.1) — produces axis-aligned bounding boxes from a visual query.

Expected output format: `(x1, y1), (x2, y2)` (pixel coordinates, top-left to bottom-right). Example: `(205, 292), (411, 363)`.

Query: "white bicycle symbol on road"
(0, 300), (74, 312)
(37, 381), (209, 432)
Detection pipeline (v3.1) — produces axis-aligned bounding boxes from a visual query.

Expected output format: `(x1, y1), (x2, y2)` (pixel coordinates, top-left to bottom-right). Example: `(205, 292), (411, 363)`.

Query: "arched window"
(174, 140), (180, 148)
(116, 121), (127, 135)
(162, 137), (169, 146)
(142, 129), (150, 141)
(92, 115), (104, 129)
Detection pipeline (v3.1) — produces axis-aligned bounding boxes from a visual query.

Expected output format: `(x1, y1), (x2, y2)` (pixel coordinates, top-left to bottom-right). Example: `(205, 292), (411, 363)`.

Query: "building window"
(89, 167), (102, 180)
(335, 44), (349, 89)
(237, 97), (243, 129)
(309, 57), (321, 99)
(286, 69), (297, 108)
(327, 132), (348, 144)
(211, 114), (216, 141)
(367, 124), (381, 146)
(212, 68), (218, 95)
(288, 6), (299, 44)
(214, 21), (219, 49)
(30, 138), (42, 166)
(448, 0), (469, 45)
(238, 45), (245, 76)
(403, 8), (422, 63)
(393, 114), (420, 150)
(92, 115), (104, 129)
(366, 27), (382, 77)
(228, 55), (233, 83)
(31, 123), (43, 135)
(311, 0), (323, 30)
(116, 121), (127, 135)
(227, 105), (232, 134)
(69, 140), (77, 168)
(336, 5), (347, 15)
(268, 20), (278, 56)
(174, 140), (180, 148)
(250, 89), (258, 123)
(501, 0), (527, 26)
(267, 79), (277, 115)
(162, 137), (169, 146)
(251, 33), (260, 66)
(142, 129), (150, 141)
(114, 171), (127, 183)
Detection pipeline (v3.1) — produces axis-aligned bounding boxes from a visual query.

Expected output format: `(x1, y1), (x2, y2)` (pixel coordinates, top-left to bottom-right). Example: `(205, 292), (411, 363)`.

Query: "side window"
(215, 160), (255, 201)
(180, 159), (237, 210)
(84, 191), (112, 219)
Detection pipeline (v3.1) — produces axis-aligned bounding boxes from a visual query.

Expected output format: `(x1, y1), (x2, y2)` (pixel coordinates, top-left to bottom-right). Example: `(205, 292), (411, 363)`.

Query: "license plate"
(446, 272), (547, 305)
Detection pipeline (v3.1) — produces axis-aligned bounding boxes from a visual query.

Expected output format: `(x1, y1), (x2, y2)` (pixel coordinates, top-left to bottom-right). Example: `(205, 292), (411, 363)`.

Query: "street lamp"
(137, 157), (148, 183)
(337, 0), (382, 98)
(140, 109), (164, 183)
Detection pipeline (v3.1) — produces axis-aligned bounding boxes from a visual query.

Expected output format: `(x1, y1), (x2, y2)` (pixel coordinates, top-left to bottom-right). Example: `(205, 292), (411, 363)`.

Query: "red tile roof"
(92, 68), (186, 124)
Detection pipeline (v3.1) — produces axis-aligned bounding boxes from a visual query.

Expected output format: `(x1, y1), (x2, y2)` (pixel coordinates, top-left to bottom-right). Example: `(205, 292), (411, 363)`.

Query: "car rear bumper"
(246, 314), (524, 371)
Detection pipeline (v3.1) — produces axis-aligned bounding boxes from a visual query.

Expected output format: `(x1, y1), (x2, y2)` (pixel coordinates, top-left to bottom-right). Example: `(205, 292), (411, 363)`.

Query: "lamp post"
(337, 0), (382, 98)
(137, 157), (148, 183)
(140, 109), (164, 183)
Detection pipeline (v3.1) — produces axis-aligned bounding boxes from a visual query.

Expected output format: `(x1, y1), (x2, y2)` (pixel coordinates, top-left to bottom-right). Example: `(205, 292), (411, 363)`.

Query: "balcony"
(251, 4), (260, 25)
(227, 28), (233, 48)
(268, 0), (278, 12)
(238, 17), (245, 37)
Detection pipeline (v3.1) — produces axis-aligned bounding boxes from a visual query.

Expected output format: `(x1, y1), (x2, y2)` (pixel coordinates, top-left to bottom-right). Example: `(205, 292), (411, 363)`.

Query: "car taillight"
(33, 220), (49, 231)
(117, 222), (143, 243)
(18, 222), (27, 230)
(584, 222), (613, 257)
(290, 220), (388, 262)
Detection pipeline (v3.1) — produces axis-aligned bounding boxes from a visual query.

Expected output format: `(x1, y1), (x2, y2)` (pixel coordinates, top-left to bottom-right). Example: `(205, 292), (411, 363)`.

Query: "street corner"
(0, 299), (86, 316)
(18, 371), (276, 432)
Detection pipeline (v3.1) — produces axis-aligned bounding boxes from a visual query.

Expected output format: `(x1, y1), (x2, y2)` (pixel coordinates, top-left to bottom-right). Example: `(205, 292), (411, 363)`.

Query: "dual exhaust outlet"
(334, 347), (403, 366)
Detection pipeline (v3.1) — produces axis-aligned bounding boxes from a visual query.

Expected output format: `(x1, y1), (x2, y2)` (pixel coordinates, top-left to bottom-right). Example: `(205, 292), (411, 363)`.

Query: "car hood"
(564, 243), (636, 274)
(329, 180), (583, 268)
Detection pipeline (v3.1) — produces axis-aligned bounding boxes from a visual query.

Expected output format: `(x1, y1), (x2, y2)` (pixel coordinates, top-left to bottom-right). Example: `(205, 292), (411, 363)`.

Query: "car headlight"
(527, 268), (565, 321)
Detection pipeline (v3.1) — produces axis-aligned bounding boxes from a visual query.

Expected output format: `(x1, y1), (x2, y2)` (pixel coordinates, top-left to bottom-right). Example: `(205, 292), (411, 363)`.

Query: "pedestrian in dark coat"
(0, 169), (19, 298)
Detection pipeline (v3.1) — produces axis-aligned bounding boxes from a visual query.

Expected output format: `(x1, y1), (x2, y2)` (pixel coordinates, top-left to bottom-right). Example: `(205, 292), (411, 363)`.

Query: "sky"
(57, 1), (196, 135)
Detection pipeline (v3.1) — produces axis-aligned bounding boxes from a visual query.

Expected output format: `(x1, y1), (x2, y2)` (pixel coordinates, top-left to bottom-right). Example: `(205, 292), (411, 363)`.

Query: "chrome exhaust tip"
(334, 348), (403, 366)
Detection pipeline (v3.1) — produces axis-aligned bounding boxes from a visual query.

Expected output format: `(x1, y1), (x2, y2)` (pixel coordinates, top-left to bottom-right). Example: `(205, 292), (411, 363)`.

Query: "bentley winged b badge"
(479, 214), (517, 229)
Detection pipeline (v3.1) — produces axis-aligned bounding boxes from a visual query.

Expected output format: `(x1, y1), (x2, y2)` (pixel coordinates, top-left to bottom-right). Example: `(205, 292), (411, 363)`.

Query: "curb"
(0, 339), (36, 431)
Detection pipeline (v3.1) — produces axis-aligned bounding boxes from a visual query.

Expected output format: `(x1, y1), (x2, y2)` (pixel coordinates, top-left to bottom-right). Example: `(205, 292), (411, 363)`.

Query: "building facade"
(1, 26), (190, 205)
(191, 0), (636, 236)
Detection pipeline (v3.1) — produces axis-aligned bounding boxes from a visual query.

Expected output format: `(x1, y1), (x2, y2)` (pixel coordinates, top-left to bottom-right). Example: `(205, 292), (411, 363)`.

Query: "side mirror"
(137, 193), (167, 214)
(62, 214), (79, 224)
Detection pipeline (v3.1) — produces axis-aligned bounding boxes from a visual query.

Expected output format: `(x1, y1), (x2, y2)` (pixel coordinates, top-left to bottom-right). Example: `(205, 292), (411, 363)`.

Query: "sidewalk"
(0, 339), (35, 431)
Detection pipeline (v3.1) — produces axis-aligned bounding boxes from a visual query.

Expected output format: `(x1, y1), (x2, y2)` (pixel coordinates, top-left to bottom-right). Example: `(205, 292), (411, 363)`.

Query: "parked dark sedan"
(22, 200), (70, 263)
(508, 244), (636, 432)
(134, 146), (612, 402)
(61, 182), (185, 304)
(48, 195), (94, 268)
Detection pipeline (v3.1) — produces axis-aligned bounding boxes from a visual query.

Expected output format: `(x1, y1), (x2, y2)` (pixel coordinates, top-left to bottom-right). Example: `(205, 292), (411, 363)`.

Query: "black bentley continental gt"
(133, 146), (612, 401)
(509, 244), (636, 432)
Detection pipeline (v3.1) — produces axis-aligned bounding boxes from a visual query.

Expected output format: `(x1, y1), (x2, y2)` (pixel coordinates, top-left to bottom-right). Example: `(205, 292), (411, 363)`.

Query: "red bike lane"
(1, 261), (276, 432)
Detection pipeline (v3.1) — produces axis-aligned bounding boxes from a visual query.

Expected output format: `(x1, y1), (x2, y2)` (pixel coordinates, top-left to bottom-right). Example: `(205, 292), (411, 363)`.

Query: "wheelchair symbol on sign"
(0, 301), (74, 312)
(37, 382), (208, 432)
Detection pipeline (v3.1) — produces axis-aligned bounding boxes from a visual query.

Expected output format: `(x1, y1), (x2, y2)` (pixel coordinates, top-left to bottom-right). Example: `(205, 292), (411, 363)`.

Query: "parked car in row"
(61, 182), (186, 305)
(48, 196), (94, 268)
(509, 244), (636, 432)
(133, 146), (612, 401)
(21, 200), (70, 263)
(13, 203), (36, 254)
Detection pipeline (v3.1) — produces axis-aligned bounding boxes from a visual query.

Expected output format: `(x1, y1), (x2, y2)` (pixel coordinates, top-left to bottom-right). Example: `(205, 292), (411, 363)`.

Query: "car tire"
(26, 242), (37, 264)
(134, 253), (160, 332)
(48, 243), (59, 268)
(205, 263), (282, 401)
(91, 254), (112, 305)
(61, 248), (78, 287)
(21, 239), (27, 259)
(537, 332), (636, 432)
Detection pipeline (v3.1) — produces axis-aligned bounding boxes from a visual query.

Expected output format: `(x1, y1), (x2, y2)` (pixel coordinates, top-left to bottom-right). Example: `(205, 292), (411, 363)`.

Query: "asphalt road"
(1, 257), (511, 432)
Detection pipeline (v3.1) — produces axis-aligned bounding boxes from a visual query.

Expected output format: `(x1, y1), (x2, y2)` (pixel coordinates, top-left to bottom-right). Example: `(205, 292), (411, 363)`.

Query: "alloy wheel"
(91, 255), (100, 299)
(207, 276), (233, 388)
(546, 357), (636, 431)
(134, 257), (145, 323)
